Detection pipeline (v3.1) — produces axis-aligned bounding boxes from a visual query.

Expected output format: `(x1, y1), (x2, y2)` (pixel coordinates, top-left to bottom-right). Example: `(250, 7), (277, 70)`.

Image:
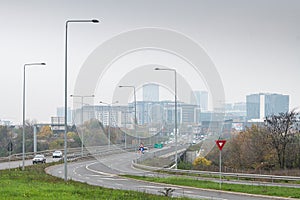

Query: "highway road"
(0, 156), (59, 170)
(46, 151), (294, 200)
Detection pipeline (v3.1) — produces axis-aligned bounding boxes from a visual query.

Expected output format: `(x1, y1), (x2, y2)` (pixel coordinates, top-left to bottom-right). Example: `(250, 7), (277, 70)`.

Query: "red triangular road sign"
(216, 140), (226, 151)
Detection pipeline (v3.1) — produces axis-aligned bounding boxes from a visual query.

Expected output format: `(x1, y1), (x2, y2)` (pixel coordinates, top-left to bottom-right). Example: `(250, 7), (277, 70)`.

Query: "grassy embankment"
(124, 175), (300, 199)
(0, 164), (191, 200)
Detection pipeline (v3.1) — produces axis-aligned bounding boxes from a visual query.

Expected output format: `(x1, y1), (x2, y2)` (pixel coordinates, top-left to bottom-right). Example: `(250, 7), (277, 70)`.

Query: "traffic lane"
(92, 152), (146, 175)
(93, 150), (178, 176)
(49, 161), (223, 199)
(100, 152), (300, 189)
(0, 156), (60, 170)
(46, 156), (287, 200)
(85, 161), (288, 200)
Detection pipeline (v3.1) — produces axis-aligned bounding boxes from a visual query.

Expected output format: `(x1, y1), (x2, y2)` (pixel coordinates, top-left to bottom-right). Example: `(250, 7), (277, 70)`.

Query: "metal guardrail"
(0, 149), (55, 162)
(0, 144), (139, 163)
(135, 144), (189, 164)
(132, 162), (300, 182)
(5, 144), (300, 183)
(167, 169), (300, 182)
(133, 145), (300, 183)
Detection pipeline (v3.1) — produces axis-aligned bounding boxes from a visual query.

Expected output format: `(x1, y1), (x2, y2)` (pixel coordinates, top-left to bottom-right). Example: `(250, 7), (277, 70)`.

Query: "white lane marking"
(89, 175), (114, 179)
(183, 190), (195, 194)
(137, 186), (227, 200)
(99, 178), (117, 180)
(136, 185), (180, 190)
(137, 185), (227, 200)
(85, 162), (116, 177)
(97, 177), (127, 181)
(87, 174), (106, 177)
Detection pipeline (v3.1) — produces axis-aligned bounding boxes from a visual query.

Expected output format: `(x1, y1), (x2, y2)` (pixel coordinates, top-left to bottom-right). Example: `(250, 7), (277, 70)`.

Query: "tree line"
(191, 110), (300, 173)
(0, 119), (140, 157)
(0, 121), (81, 157)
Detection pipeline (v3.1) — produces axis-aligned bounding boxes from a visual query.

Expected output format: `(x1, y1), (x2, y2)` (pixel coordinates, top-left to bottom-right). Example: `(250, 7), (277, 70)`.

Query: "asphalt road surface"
(0, 156), (59, 170)
(46, 151), (295, 200)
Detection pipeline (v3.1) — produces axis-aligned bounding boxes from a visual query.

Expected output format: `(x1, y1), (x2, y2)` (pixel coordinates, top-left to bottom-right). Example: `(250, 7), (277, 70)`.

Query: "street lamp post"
(22, 62), (46, 171)
(99, 101), (118, 148)
(70, 94), (94, 157)
(154, 67), (178, 169)
(64, 19), (99, 181)
(119, 85), (138, 144)
(124, 110), (128, 149)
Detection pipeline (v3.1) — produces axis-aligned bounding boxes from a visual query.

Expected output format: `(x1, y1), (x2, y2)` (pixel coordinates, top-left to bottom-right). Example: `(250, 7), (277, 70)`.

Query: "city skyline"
(71, 91), (288, 125)
(0, 1), (300, 124)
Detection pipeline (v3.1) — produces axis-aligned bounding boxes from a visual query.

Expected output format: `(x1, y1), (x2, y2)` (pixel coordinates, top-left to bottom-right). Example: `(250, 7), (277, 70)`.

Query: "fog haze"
(0, 0), (299, 124)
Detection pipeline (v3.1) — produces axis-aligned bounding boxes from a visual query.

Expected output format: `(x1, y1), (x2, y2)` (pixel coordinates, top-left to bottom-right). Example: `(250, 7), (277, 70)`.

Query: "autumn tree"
(38, 125), (53, 139)
(265, 110), (299, 169)
(49, 139), (64, 150)
(80, 119), (108, 146)
(223, 125), (276, 171)
(193, 156), (212, 170)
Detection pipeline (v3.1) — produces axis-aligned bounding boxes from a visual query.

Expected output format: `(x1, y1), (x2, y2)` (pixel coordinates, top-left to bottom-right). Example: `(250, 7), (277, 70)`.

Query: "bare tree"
(265, 110), (299, 169)
(224, 126), (274, 171)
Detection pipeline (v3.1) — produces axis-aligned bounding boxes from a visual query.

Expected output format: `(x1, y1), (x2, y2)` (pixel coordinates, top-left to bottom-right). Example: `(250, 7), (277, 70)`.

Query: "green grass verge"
(156, 169), (300, 185)
(0, 164), (191, 200)
(123, 175), (300, 199)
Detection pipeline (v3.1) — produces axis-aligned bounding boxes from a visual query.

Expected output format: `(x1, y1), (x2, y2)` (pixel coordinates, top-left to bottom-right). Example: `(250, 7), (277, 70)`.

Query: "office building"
(246, 93), (289, 120)
(143, 83), (159, 102)
(56, 107), (72, 124)
(190, 90), (208, 111)
(180, 103), (197, 123)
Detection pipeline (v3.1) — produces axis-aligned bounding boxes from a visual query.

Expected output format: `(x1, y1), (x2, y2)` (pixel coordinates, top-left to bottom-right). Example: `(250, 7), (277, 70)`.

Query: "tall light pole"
(22, 62), (46, 171)
(64, 19), (99, 181)
(154, 67), (178, 169)
(99, 101), (118, 148)
(70, 94), (94, 157)
(119, 85), (138, 144)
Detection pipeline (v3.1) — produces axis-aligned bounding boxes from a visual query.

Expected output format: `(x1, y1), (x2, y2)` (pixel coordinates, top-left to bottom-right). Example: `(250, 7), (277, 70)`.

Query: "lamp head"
(92, 19), (99, 23)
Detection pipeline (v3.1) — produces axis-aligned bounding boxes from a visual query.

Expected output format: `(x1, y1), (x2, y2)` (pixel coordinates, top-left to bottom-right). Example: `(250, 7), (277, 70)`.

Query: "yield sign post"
(216, 140), (226, 151)
(216, 139), (226, 189)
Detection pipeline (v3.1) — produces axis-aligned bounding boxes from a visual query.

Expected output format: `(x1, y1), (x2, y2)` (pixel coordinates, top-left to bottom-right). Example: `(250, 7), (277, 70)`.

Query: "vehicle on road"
(143, 146), (149, 152)
(52, 150), (63, 158)
(32, 154), (46, 164)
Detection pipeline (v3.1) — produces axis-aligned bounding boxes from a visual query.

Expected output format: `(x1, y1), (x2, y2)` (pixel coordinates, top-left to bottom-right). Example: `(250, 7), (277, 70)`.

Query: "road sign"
(216, 140), (226, 151)
(154, 143), (163, 148)
(7, 141), (13, 152)
(216, 139), (226, 189)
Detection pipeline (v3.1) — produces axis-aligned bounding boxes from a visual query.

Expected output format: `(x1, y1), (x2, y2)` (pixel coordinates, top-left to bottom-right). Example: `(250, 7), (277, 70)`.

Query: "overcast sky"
(1, 0), (300, 124)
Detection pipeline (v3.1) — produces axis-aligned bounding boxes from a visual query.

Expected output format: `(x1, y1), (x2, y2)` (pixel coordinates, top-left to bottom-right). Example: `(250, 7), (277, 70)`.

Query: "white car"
(52, 150), (63, 158)
(143, 147), (149, 152)
(32, 154), (46, 164)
